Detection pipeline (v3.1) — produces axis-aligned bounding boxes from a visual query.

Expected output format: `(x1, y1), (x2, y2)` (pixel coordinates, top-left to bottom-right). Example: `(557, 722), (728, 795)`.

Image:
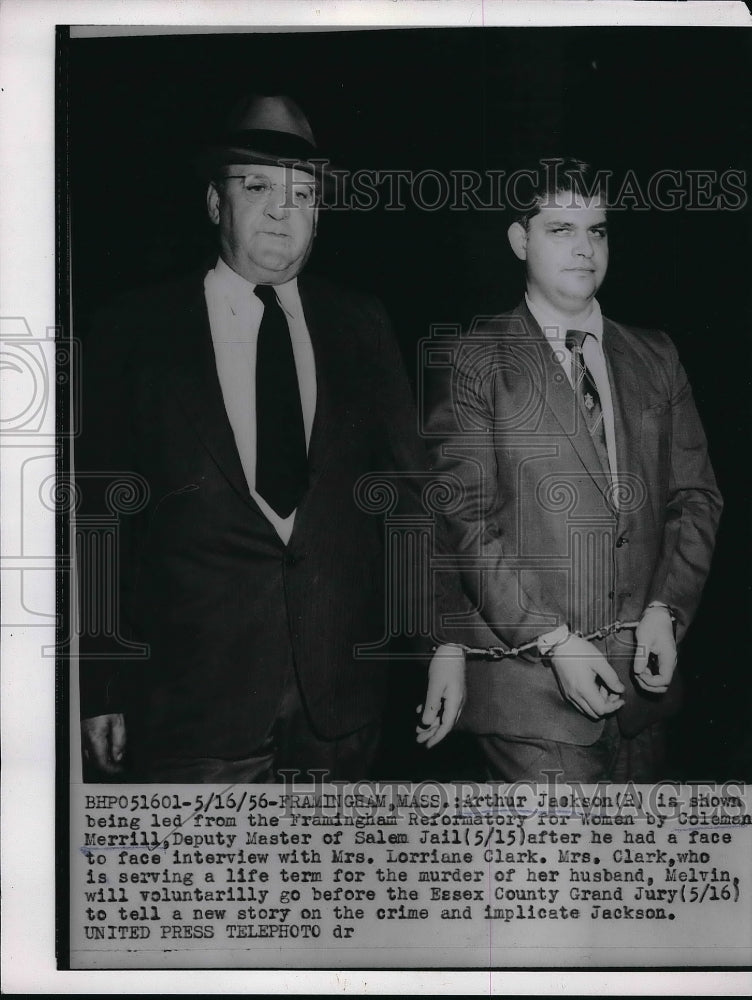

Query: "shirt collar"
(525, 293), (603, 344)
(213, 255), (256, 302)
(212, 255), (299, 314)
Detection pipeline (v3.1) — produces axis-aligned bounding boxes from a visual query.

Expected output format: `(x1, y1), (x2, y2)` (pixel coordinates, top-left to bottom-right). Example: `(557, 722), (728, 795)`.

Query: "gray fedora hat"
(198, 94), (332, 178)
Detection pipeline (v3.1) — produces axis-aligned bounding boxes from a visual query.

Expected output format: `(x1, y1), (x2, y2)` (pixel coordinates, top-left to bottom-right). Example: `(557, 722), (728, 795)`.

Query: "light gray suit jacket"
(425, 301), (722, 744)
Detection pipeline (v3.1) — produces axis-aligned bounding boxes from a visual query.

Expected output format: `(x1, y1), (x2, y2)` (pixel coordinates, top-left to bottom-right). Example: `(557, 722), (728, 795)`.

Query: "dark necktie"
(565, 329), (610, 474)
(254, 284), (308, 518)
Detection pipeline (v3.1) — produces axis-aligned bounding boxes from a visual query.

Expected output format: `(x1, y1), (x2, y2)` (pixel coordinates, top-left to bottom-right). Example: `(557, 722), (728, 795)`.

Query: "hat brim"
(196, 145), (337, 183)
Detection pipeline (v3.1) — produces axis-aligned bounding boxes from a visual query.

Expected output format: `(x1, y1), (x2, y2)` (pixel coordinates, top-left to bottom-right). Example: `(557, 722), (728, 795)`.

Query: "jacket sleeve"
(365, 298), (482, 649)
(645, 335), (723, 641)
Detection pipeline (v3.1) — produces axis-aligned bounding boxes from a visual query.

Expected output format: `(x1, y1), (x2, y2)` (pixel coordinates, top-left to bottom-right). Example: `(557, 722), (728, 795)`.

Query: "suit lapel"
(160, 277), (268, 518)
(163, 274), (352, 527)
(513, 302), (610, 497)
(298, 278), (349, 490)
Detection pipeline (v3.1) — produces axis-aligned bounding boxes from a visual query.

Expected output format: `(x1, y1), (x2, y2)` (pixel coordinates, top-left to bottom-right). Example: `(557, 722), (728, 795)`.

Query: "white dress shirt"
(525, 293), (618, 485)
(204, 257), (317, 544)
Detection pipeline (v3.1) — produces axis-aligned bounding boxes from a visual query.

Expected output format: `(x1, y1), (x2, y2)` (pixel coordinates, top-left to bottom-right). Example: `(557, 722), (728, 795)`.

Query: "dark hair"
(514, 158), (608, 227)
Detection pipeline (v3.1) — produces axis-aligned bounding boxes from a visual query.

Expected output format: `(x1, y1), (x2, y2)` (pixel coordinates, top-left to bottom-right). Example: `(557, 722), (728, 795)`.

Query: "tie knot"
(254, 284), (278, 307)
(565, 328), (590, 352)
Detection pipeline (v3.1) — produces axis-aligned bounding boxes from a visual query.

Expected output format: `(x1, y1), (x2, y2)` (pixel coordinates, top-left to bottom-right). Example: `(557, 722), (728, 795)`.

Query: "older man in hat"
(78, 95), (465, 782)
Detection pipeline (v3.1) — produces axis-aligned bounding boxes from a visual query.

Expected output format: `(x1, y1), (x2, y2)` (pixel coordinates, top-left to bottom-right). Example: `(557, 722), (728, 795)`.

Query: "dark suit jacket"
(77, 270), (441, 764)
(425, 301), (722, 744)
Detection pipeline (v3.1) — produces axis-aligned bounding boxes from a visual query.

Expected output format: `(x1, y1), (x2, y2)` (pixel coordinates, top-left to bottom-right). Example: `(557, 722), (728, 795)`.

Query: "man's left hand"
(634, 606), (677, 693)
(416, 644), (466, 748)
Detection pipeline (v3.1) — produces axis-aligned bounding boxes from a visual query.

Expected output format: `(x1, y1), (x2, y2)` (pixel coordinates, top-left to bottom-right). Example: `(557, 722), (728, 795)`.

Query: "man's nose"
(264, 189), (290, 219)
(573, 233), (595, 257)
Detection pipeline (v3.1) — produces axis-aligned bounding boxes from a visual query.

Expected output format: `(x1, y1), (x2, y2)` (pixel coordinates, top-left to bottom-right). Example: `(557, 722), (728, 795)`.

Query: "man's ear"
(312, 205), (319, 238)
(206, 182), (221, 225)
(507, 221), (528, 261)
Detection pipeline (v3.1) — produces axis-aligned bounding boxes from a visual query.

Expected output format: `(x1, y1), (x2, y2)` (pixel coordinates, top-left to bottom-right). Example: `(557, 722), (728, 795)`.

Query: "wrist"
(641, 603), (678, 643)
(538, 624), (571, 656)
(642, 602), (676, 622)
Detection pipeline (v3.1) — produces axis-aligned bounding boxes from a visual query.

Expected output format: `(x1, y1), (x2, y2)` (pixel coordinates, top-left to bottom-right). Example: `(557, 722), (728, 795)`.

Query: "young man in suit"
(426, 159), (721, 781)
(78, 95), (464, 782)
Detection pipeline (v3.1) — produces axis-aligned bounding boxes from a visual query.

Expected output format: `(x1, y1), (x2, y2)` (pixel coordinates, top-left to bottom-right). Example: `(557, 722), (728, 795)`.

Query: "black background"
(67, 26), (751, 780)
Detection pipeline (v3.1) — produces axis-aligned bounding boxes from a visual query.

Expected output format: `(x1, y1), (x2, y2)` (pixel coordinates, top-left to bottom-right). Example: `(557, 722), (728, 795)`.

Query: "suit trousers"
(477, 717), (667, 783)
(140, 661), (381, 783)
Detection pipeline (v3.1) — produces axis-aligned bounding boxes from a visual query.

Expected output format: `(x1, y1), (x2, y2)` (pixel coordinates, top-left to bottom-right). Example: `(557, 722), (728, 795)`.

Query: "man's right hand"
(549, 635), (625, 720)
(81, 713), (127, 775)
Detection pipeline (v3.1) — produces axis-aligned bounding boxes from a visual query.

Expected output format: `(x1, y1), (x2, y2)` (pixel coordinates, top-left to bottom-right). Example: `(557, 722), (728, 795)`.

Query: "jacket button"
(616, 535), (628, 548)
(285, 554), (297, 567)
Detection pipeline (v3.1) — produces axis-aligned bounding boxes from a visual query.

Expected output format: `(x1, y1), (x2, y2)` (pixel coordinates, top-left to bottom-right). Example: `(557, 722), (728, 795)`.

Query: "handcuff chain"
(458, 618), (643, 661)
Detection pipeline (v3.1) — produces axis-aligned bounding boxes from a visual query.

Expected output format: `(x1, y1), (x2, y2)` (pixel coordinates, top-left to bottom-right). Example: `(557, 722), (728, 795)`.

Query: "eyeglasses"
(221, 173), (318, 208)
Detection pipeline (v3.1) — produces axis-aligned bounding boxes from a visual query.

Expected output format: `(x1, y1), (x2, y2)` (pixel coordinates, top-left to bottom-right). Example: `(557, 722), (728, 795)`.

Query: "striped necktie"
(565, 328), (610, 474)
